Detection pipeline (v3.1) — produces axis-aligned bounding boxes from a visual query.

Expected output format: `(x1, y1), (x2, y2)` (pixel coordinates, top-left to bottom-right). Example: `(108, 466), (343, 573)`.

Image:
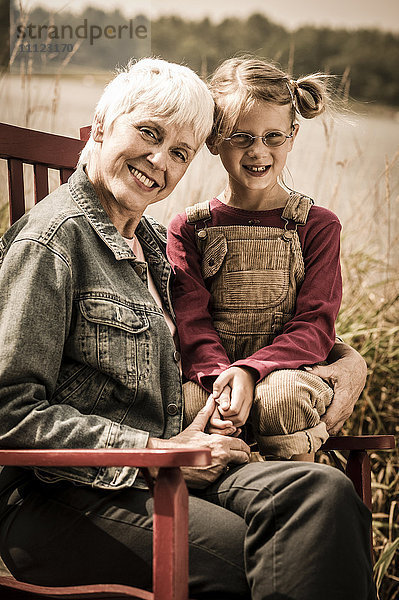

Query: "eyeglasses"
(222, 128), (295, 149)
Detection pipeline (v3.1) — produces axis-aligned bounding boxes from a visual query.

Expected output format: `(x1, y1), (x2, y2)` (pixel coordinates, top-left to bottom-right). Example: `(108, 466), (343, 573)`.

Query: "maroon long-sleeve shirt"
(167, 197), (342, 392)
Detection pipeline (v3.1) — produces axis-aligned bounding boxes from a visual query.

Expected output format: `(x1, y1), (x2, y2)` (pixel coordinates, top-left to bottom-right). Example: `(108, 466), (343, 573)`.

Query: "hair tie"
(285, 80), (299, 113)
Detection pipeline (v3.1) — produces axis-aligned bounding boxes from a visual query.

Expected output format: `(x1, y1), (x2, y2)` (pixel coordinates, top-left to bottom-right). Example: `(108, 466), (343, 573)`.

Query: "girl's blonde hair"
(208, 56), (331, 145)
(79, 57), (214, 165)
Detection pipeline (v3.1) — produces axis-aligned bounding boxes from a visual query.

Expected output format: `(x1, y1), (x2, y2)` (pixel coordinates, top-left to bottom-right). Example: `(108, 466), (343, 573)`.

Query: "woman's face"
(90, 108), (198, 223)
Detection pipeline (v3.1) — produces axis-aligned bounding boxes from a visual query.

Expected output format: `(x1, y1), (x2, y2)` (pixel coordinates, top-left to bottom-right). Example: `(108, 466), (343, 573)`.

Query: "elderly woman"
(0, 58), (375, 599)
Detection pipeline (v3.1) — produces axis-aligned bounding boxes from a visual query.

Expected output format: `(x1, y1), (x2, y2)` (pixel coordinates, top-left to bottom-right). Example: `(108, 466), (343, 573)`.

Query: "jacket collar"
(68, 165), (135, 261)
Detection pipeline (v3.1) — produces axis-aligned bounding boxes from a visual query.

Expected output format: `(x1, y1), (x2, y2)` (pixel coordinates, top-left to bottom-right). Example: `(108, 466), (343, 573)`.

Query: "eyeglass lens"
(229, 132), (289, 148)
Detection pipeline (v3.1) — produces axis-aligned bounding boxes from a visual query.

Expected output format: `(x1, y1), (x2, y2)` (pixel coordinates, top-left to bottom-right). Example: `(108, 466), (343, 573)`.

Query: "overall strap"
(186, 200), (212, 244)
(186, 200), (212, 224)
(281, 192), (314, 225)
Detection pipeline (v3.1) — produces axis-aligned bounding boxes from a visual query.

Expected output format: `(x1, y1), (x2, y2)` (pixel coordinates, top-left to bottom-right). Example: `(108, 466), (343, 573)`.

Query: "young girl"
(167, 57), (342, 461)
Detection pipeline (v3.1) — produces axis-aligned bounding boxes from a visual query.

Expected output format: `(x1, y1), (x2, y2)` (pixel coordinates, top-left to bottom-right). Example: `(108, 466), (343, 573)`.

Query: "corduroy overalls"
(183, 192), (333, 458)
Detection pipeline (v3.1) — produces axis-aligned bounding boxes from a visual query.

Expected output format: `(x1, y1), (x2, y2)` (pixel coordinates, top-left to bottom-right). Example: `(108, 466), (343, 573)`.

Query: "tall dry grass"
(0, 47), (398, 597)
(336, 253), (398, 598)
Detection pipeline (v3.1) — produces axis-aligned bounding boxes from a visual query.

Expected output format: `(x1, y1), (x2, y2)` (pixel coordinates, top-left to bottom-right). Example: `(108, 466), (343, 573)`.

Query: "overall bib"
(183, 193), (333, 458)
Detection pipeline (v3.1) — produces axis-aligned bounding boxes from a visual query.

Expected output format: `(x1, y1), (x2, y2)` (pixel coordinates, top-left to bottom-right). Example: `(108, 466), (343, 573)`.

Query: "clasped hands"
(207, 343), (368, 437)
(207, 366), (257, 436)
(148, 367), (256, 488)
(148, 346), (367, 487)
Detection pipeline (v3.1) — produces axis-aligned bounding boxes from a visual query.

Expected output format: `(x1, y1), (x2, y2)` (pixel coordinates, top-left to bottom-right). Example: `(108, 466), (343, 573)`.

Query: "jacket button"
(173, 351), (181, 362)
(167, 403), (178, 416)
(135, 265), (144, 276)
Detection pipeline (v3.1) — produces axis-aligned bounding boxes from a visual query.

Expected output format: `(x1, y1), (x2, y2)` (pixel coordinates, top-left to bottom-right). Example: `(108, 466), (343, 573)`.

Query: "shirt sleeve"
(232, 216), (342, 380)
(0, 238), (149, 486)
(167, 213), (231, 391)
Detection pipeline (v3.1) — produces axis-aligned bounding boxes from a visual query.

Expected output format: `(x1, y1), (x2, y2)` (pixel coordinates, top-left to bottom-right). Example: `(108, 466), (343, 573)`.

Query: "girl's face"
(211, 101), (298, 200)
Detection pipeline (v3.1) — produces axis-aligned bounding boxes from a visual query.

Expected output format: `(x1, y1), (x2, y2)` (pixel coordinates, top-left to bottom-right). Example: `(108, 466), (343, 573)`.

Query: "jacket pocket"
(76, 295), (151, 388)
(201, 234), (228, 279)
(52, 363), (96, 404)
(79, 297), (149, 333)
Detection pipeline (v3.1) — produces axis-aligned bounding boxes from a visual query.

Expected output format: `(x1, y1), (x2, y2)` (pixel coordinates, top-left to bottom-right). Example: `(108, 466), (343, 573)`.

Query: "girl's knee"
(183, 381), (209, 426)
(256, 369), (331, 402)
(254, 370), (332, 421)
(251, 370), (333, 440)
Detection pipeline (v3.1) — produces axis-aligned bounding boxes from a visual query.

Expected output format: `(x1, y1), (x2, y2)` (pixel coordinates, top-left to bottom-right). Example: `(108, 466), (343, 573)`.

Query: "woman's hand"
(148, 396), (251, 488)
(304, 341), (367, 435)
(211, 366), (257, 428)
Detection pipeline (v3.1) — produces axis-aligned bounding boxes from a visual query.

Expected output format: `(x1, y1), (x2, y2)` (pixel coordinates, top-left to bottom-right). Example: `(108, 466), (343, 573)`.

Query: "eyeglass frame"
(222, 126), (296, 149)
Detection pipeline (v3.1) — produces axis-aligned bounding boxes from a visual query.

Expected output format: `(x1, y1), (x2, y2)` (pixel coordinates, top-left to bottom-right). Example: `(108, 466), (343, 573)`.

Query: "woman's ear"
(92, 116), (104, 142)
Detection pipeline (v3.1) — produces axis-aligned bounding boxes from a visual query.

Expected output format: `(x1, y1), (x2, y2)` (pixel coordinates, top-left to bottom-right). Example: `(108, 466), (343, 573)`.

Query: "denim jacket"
(0, 166), (183, 489)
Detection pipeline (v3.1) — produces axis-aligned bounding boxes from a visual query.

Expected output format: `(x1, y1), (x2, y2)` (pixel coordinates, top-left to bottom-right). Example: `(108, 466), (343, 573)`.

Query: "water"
(1, 74), (399, 268)
(149, 110), (399, 270)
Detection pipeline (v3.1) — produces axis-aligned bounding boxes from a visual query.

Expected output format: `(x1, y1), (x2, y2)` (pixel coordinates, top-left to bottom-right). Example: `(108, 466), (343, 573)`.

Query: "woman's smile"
(127, 164), (161, 190)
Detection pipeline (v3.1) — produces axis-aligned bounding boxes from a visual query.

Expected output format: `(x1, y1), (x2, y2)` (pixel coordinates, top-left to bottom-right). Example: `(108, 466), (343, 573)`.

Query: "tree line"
(10, 6), (399, 106)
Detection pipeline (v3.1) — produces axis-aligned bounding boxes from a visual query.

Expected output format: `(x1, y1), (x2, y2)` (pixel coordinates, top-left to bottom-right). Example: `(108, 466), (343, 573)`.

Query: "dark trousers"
(0, 462), (376, 600)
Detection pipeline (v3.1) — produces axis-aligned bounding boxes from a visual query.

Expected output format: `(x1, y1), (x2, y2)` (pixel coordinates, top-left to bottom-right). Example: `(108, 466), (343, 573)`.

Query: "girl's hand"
(148, 396), (251, 488)
(208, 387), (242, 436)
(212, 366), (257, 428)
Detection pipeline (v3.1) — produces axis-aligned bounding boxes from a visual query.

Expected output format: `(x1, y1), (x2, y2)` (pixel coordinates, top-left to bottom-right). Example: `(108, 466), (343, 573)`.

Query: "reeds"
(0, 31), (398, 596)
(336, 249), (399, 599)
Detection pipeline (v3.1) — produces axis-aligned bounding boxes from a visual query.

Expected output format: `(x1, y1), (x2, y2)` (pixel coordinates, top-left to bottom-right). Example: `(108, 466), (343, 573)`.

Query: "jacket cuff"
(92, 422), (150, 489)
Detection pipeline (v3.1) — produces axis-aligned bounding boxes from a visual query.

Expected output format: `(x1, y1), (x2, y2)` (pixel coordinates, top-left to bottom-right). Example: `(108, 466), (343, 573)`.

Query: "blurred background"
(1, 1), (398, 595)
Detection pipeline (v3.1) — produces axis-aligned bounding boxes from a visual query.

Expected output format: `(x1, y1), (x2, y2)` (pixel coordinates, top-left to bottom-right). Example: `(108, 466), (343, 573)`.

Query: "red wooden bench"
(0, 121), (396, 598)
(0, 448), (211, 600)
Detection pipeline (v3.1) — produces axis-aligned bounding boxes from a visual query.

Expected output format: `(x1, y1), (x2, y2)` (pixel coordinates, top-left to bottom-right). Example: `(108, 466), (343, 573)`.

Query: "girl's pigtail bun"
(293, 74), (330, 119)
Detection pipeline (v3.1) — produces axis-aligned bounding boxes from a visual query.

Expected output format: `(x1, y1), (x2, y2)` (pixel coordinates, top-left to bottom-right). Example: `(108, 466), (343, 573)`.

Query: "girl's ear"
(287, 123), (300, 152)
(206, 139), (220, 156)
(92, 116), (104, 142)
(206, 133), (220, 156)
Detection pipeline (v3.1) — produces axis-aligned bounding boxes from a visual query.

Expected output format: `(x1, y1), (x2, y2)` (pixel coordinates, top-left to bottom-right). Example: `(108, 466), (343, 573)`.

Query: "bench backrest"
(0, 123), (90, 226)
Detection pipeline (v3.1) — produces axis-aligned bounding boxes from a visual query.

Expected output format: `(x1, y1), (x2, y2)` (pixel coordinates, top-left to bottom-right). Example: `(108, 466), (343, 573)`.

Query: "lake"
(1, 74), (398, 269)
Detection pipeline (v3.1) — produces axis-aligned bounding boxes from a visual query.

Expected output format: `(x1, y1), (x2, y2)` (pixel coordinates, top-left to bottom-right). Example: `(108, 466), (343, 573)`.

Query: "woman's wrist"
(147, 437), (170, 449)
(328, 340), (354, 362)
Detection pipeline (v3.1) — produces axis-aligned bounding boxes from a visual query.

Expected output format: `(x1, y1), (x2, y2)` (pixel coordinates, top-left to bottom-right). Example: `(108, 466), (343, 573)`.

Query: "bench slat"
(0, 575), (153, 598)
(323, 435), (395, 451)
(8, 158), (25, 224)
(60, 168), (74, 185)
(33, 164), (49, 204)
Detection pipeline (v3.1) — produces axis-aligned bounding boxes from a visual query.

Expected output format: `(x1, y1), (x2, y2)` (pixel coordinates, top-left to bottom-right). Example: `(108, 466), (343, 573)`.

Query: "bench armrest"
(0, 448), (211, 468)
(322, 435), (395, 452)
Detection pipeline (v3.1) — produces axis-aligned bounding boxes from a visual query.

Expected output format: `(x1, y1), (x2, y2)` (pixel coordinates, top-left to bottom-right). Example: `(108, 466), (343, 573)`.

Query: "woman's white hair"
(79, 57), (214, 165)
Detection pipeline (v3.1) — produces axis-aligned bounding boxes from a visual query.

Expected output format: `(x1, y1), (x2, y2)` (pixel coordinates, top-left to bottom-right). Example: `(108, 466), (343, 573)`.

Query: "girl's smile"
(242, 164), (272, 176)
